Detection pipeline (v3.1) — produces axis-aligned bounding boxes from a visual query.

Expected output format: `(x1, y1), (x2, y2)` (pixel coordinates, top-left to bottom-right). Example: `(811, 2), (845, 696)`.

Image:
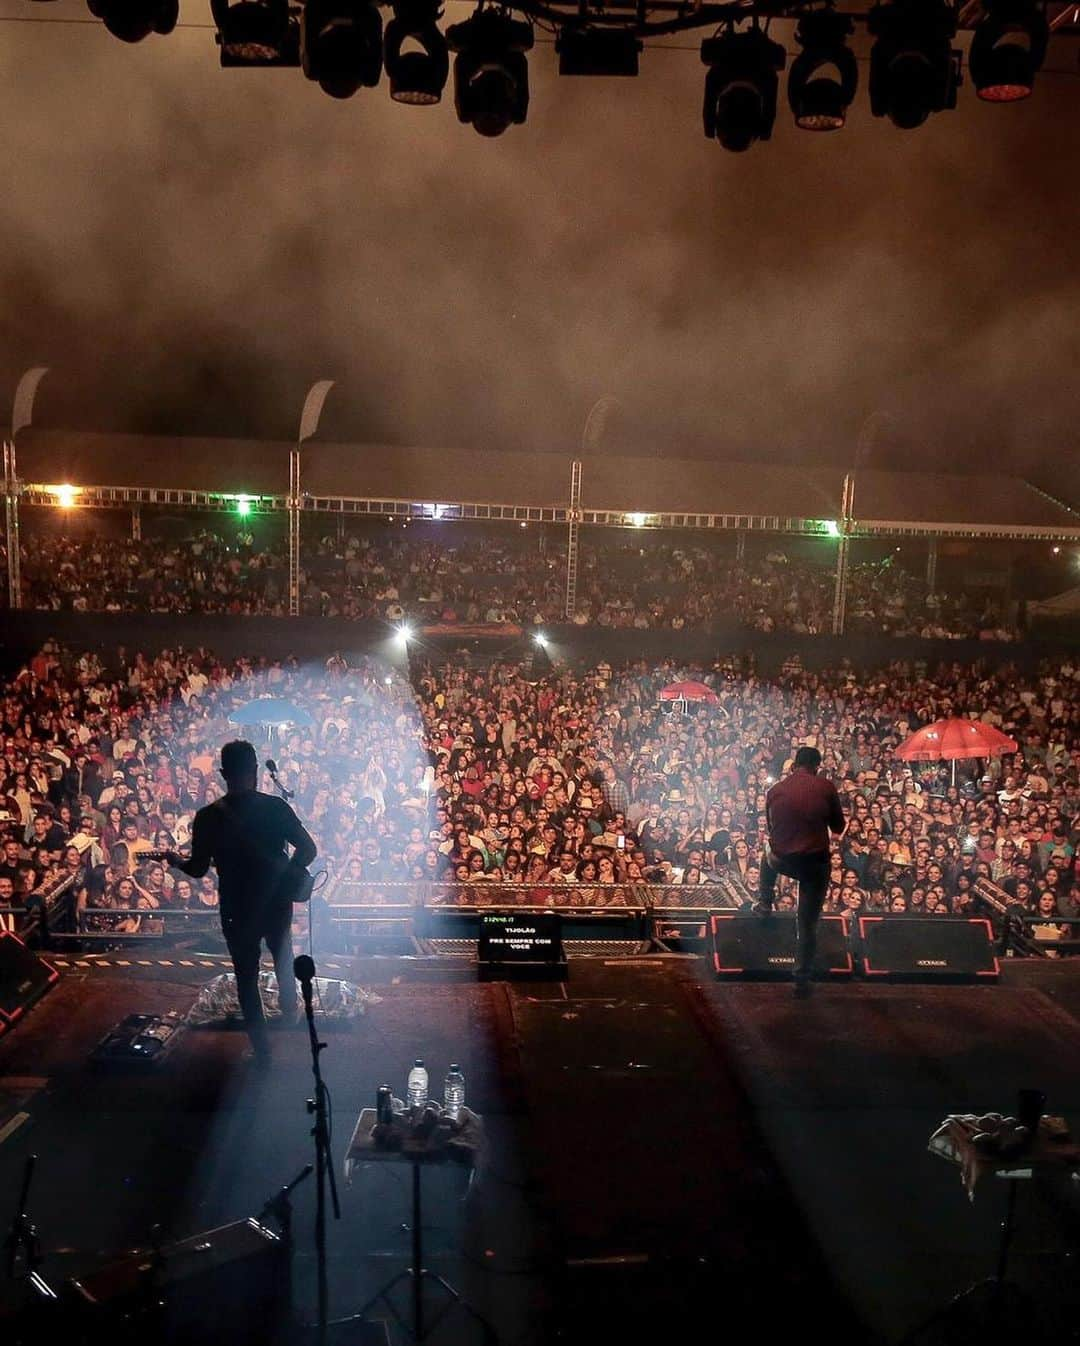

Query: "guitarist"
(165, 740), (317, 1067)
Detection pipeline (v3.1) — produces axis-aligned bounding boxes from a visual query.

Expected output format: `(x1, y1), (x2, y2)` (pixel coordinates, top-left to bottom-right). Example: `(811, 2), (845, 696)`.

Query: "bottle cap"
(449, 1063), (460, 1071)
(413, 1058), (424, 1066)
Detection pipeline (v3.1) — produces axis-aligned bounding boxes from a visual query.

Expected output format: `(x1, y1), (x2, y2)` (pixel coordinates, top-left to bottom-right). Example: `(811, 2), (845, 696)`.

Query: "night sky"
(2, 1), (1078, 501)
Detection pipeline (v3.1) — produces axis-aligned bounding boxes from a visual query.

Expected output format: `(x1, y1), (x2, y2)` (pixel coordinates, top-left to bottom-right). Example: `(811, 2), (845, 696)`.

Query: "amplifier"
(0, 932), (59, 1036)
(710, 914), (852, 979)
(858, 917), (1000, 981)
(67, 1218), (286, 1346)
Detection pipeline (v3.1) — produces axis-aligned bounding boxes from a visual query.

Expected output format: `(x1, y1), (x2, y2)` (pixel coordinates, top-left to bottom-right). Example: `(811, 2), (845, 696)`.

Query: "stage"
(0, 951), (1078, 1344)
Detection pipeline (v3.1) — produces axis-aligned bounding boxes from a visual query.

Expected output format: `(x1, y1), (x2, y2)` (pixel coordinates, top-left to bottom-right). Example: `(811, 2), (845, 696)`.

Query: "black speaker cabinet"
(67, 1218), (287, 1346)
(0, 933), (59, 1036)
(711, 913), (852, 979)
(858, 917), (999, 982)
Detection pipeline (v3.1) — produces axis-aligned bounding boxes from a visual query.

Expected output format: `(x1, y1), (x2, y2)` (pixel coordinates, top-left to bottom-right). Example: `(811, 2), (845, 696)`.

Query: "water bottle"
(444, 1064), (465, 1120)
(406, 1059), (428, 1111)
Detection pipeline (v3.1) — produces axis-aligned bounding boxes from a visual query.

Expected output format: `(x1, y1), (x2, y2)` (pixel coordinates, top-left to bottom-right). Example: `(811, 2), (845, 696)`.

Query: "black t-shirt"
(182, 791), (316, 918)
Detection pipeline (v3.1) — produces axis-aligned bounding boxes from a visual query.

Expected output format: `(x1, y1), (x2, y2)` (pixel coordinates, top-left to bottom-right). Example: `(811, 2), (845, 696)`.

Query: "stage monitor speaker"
(858, 917), (999, 981)
(711, 914), (852, 979)
(0, 933), (59, 1036)
(67, 1218), (290, 1346)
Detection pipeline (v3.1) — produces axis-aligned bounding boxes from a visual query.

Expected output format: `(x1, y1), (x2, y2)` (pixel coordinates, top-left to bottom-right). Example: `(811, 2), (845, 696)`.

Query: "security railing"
(324, 879), (745, 912)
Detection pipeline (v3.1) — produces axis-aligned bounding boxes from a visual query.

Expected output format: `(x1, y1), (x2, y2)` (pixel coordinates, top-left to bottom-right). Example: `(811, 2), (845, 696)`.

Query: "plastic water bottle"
(444, 1064), (465, 1120)
(407, 1059), (428, 1111)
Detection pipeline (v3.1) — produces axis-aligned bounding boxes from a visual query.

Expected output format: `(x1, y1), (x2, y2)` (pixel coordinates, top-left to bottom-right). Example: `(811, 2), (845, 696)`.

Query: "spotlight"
(397, 623), (413, 643)
(627, 512), (648, 528)
(86, 0), (177, 42)
(788, 9), (858, 131)
(701, 27), (786, 153)
(302, 0), (383, 96)
(557, 27), (641, 77)
(385, 1), (449, 105)
(212, 0), (299, 64)
(53, 484), (81, 510)
(534, 632), (548, 647)
(868, 0), (961, 129)
(969, 0), (1048, 103)
(446, 8), (534, 138)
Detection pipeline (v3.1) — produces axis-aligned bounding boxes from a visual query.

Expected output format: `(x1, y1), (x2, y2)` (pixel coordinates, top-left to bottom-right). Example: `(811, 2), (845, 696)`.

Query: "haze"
(2, 2), (1078, 501)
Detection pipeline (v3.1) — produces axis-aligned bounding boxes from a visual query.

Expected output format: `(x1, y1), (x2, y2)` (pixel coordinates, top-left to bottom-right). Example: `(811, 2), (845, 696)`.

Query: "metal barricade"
(1020, 913), (1080, 955)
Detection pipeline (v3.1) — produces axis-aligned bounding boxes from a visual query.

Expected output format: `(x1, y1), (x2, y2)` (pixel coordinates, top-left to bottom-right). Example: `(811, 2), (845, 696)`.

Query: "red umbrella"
(658, 680), (720, 705)
(895, 718), (1018, 763)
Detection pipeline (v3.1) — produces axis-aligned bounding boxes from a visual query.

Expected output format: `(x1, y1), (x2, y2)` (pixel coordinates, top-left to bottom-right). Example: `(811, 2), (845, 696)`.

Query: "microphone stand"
(257, 1163), (313, 1336)
(266, 762), (295, 802)
(267, 760), (328, 964)
(4, 1155), (42, 1281)
(296, 960), (340, 1346)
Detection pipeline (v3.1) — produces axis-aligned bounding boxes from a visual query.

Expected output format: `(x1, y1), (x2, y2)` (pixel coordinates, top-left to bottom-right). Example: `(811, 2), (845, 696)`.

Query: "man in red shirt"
(754, 746), (845, 997)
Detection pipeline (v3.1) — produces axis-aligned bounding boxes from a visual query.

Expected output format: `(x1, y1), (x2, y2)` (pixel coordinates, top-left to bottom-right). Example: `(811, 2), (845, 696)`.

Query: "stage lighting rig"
(557, 26), (642, 76)
(211, 0), (299, 65)
(446, 7), (534, 137)
(384, 0), (450, 104)
(86, 0), (177, 43)
(868, 0), (962, 128)
(969, 0), (1049, 102)
(787, 8), (858, 130)
(301, 0), (383, 96)
(701, 24), (786, 152)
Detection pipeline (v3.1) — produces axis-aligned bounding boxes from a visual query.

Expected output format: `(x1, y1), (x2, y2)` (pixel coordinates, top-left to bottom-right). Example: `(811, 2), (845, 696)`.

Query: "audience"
(11, 523), (1014, 638)
(2, 636), (1078, 949)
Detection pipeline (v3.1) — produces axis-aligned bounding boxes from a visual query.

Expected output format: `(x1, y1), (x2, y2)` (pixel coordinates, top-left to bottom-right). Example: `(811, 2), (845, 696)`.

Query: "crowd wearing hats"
(12, 523), (1013, 637)
(2, 640), (1078, 943)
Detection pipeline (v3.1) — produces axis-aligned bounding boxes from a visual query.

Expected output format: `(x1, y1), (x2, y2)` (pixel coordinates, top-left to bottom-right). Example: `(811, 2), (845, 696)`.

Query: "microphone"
(266, 759), (294, 800)
(293, 954), (315, 1011)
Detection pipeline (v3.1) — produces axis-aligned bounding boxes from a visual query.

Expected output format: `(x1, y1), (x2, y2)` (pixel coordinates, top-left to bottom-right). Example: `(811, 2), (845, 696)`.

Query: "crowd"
(1, 635), (1078, 950)
(10, 523), (1013, 637)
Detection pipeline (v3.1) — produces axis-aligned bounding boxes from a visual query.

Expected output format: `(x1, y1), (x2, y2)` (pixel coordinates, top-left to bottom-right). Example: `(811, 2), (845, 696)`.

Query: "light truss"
(580, 510), (828, 533)
(18, 481), (1080, 541)
(19, 485), (287, 513)
(853, 518), (1080, 541)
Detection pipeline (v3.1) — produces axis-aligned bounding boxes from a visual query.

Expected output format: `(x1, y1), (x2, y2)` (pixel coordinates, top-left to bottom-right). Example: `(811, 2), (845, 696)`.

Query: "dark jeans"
(759, 849), (829, 980)
(222, 900), (296, 1049)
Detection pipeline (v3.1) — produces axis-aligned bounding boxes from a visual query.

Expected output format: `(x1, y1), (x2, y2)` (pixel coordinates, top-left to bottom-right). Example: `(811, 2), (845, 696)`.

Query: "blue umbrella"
(228, 698), (314, 729)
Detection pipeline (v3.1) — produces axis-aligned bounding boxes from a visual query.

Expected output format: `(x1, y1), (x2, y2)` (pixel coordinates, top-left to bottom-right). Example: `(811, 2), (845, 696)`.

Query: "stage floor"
(1, 951), (1078, 1345)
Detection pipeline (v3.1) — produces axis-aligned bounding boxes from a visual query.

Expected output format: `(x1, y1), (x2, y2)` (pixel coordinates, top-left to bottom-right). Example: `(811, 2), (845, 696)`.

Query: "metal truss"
(438, 0), (1058, 38)
(853, 519), (1080, 541)
(19, 485), (288, 513)
(18, 483), (1080, 542)
(580, 509), (829, 533)
(412, 0), (1080, 40)
(302, 497), (569, 522)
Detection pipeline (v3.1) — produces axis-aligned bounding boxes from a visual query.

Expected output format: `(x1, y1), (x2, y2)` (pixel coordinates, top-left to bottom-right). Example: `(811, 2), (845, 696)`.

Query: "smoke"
(1, 5), (1078, 496)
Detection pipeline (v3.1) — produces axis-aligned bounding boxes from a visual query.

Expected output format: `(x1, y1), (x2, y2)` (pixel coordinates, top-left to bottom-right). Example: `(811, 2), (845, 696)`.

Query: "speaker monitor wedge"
(711, 913), (853, 979)
(858, 917), (999, 981)
(0, 932), (59, 1036)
